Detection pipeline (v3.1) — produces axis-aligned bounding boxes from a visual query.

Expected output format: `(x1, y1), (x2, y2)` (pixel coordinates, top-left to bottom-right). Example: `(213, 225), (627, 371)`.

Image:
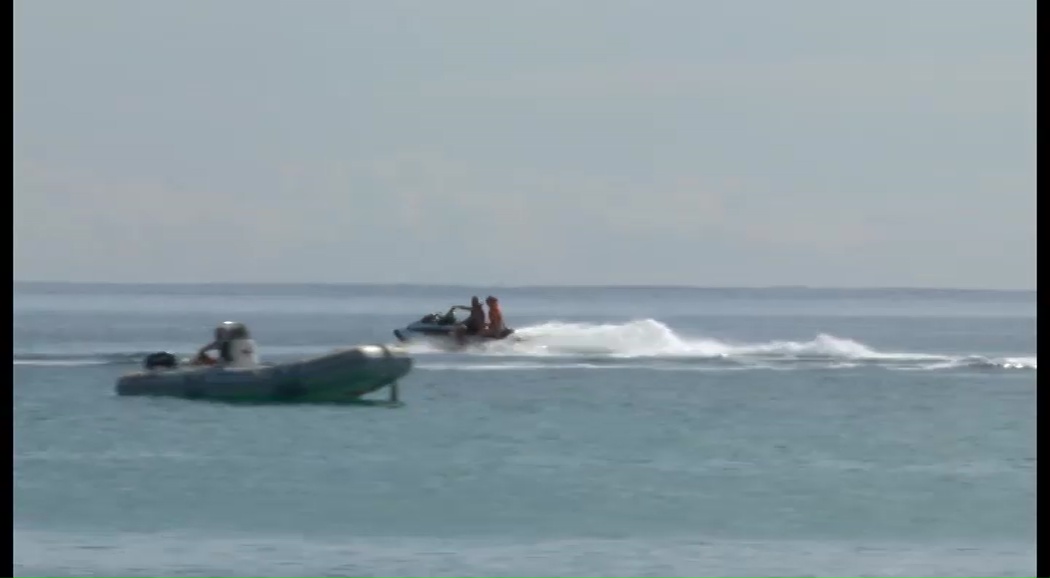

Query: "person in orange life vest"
(483, 295), (505, 337)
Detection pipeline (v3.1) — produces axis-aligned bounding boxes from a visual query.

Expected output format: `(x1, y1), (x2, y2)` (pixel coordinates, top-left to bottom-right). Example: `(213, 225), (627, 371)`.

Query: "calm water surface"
(13, 283), (1037, 576)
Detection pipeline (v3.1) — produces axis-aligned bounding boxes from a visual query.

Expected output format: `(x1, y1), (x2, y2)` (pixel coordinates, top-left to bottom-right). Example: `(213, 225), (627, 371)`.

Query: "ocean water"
(13, 282), (1037, 577)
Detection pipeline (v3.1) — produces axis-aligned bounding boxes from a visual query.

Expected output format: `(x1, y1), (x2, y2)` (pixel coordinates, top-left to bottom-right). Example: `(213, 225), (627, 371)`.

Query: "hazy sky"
(14, 0), (1036, 289)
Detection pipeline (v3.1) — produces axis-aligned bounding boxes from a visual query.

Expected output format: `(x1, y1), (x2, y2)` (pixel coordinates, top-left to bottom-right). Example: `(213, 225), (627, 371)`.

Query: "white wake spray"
(12, 319), (1036, 372)
(409, 318), (1036, 371)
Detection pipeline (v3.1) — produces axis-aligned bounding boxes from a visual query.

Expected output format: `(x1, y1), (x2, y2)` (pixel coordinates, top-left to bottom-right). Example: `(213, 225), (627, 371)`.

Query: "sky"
(14, 0), (1036, 289)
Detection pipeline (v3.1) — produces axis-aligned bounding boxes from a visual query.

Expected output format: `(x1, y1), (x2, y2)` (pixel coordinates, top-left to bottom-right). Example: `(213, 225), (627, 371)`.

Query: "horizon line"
(10, 279), (1036, 294)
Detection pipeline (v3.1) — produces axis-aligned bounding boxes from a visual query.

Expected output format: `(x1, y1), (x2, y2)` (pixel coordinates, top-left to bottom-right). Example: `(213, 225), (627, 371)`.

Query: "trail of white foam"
(418, 362), (607, 371)
(13, 319), (1035, 373)
(416, 362), (765, 373)
(408, 319), (1035, 372)
(917, 356), (1037, 371)
(13, 359), (109, 367)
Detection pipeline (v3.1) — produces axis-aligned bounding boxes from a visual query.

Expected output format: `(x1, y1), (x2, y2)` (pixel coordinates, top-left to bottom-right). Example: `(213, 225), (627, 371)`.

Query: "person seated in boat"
(193, 321), (258, 367)
(481, 295), (506, 337)
(452, 296), (486, 341)
(193, 325), (228, 365)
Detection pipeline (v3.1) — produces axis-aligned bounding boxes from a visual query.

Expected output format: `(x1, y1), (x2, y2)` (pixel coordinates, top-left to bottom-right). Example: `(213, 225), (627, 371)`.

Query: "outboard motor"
(217, 321), (259, 367)
(143, 351), (178, 370)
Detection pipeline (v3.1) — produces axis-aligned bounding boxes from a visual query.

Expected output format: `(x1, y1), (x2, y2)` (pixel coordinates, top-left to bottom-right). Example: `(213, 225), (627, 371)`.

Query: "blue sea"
(12, 282), (1037, 577)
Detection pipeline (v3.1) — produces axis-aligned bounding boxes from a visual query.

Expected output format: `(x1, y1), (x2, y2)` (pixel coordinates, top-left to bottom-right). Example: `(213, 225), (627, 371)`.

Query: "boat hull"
(393, 324), (515, 348)
(116, 345), (412, 403)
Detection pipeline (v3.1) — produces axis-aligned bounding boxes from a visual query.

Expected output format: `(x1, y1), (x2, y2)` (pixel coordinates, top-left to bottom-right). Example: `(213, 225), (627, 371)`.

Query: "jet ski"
(393, 306), (515, 346)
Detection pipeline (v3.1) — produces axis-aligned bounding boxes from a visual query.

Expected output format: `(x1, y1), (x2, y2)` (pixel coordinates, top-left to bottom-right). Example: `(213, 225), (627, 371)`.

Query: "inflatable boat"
(115, 322), (412, 403)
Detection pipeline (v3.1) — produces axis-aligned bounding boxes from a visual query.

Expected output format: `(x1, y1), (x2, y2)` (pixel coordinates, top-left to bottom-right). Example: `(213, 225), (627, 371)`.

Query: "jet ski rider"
(453, 296), (486, 342)
(482, 295), (505, 337)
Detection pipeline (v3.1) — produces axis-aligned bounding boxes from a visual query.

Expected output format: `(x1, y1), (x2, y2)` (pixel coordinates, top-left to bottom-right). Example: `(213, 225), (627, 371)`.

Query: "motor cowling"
(144, 351), (178, 370)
